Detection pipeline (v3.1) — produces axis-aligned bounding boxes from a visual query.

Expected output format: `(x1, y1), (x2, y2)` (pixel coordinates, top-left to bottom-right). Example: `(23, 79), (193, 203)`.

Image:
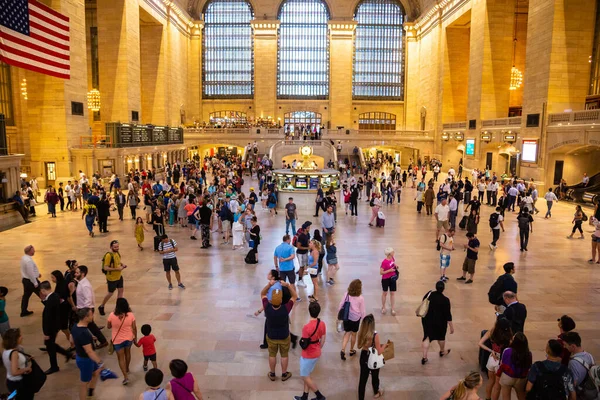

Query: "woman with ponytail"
(440, 371), (483, 399)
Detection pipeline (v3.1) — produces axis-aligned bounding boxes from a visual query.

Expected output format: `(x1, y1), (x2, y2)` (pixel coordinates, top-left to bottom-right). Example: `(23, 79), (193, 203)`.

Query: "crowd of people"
(2, 149), (600, 400)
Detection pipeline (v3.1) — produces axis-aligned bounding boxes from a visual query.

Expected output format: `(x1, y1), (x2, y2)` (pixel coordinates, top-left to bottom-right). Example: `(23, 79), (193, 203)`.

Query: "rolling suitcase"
(376, 217), (385, 227)
(459, 215), (468, 230)
(245, 248), (258, 264)
(154, 225), (163, 252)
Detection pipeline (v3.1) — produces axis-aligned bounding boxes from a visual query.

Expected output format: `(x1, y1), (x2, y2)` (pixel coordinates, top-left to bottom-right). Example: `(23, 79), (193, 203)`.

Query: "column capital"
(403, 22), (417, 42)
(190, 20), (204, 38)
(328, 21), (357, 39)
(251, 20), (280, 37)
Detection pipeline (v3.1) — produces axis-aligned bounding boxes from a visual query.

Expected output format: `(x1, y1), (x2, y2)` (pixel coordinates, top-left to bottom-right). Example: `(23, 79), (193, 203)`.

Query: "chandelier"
(87, 89), (101, 112)
(510, 66), (523, 90)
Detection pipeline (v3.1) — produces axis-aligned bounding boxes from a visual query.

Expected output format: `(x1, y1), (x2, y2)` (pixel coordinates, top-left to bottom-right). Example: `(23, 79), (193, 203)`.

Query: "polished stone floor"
(1, 175), (599, 400)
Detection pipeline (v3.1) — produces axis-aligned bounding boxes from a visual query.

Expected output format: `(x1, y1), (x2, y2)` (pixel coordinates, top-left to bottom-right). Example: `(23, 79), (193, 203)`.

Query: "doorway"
(485, 152), (493, 170)
(553, 160), (564, 185)
(45, 162), (56, 187)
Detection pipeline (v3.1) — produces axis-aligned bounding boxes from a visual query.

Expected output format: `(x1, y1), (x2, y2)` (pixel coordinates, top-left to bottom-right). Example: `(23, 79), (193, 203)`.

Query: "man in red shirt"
(295, 302), (327, 400)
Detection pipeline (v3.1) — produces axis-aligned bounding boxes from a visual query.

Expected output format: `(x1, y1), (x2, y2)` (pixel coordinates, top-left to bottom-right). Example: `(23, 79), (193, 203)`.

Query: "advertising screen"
(522, 140), (538, 162)
(465, 139), (475, 156)
(295, 177), (308, 189)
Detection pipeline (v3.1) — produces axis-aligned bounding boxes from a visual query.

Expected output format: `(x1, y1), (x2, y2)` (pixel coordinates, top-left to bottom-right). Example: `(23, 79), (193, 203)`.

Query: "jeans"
(491, 191), (497, 206)
(545, 201), (553, 218)
(491, 229), (500, 246)
(449, 210), (457, 228)
(45, 332), (70, 369)
(85, 215), (94, 232)
(21, 278), (40, 314)
(519, 229), (530, 250)
(285, 218), (296, 235)
(507, 195), (517, 211)
(358, 349), (380, 400)
(478, 191), (484, 202)
(117, 205), (124, 220)
(417, 201), (423, 212)
(48, 202), (56, 216)
(315, 201), (324, 216)
(130, 205), (137, 219)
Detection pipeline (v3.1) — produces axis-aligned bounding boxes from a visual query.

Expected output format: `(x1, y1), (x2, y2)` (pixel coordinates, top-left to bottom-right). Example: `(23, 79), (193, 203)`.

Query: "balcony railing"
(183, 127), (431, 139)
(481, 117), (522, 128)
(442, 122), (467, 130)
(548, 110), (600, 126)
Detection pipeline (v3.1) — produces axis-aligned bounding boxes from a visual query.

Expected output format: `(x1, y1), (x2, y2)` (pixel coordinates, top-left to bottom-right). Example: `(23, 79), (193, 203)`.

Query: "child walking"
(135, 324), (157, 371)
(139, 368), (174, 400)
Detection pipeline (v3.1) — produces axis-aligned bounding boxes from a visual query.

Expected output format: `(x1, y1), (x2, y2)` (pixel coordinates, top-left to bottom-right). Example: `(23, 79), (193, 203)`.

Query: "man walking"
(199, 199), (212, 248)
(321, 205), (335, 243)
(517, 209), (534, 251)
(71, 308), (104, 400)
(98, 240), (127, 316)
(435, 198), (450, 241)
(294, 301), (327, 400)
(115, 189), (126, 221)
(20, 245), (41, 317)
(457, 232), (479, 284)
(40, 281), (73, 374)
(489, 207), (505, 250)
(285, 197), (298, 236)
(158, 234), (185, 290)
(544, 188), (558, 219)
(296, 222), (311, 289)
(314, 186), (325, 217)
(439, 228), (455, 282)
(350, 184), (359, 216)
(74, 266), (107, 348)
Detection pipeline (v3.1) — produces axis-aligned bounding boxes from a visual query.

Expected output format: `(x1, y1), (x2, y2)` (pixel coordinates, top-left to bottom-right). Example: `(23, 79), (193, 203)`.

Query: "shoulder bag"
(12, 350), (46, 393)
(337, 295), (350, 321)
(108, 315), (127, 355)
(416, 290), (433, 318)
(367, 333), (385, 370)
(299, 319), (321, 350)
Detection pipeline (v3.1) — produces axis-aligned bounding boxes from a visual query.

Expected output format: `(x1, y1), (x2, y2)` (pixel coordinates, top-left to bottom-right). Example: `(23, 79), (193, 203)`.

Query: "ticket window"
(45, 162), (56, 186)
(99, 160), (114, 177)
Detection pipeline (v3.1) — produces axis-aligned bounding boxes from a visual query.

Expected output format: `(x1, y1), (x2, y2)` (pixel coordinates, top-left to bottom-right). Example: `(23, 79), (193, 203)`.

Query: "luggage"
(154, 235), (161, 251)
(376, 217), (385, 227)
(245, 249), (258, 264)
(459, 215), (468, 229)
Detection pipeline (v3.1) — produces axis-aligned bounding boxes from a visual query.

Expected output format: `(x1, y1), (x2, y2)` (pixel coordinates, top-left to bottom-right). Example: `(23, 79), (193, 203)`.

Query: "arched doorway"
(283, 111), (322, 134)
(208, 111), (248, 127)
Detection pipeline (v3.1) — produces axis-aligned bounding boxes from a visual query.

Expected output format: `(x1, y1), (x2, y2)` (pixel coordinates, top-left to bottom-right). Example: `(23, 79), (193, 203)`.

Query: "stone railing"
(442, 121), (467, 130)
(481, 117), (522, 128)
(548, 110), (600, 126)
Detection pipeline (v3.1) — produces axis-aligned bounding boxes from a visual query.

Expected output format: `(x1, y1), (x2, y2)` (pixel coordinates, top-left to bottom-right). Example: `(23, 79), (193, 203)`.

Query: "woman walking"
(590, 217), (600, 264)
(440, 371), (483, 400)
(307, 239), (322, 302)
(567, 205), (585, 239)
(107, 298), (137, 385)
(135, 217), (148, 250)
(249, 216), (260, 262)
(478, 318), (513, 400)
(325, 235), (339, 285)
(380, 248), (398, 315)
(421, 281), (453, 364)
(313, 230), (326, 278)
(368, 193), (381, 227)
(466, 208), (480, 235)
(51, 270), (72, 342)
(497, 332), (531, 400)
(2, 328), (34, 400)
(45, 187), (59, 218)
(357, 314), (387, 400)
(339, 279), (366, 361)
(127, 191), (138, 219)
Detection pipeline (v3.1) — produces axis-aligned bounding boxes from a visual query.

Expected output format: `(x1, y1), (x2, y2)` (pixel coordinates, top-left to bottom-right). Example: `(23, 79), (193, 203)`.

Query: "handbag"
(486, 352), (500, 371)
(299, 319), (321, 350)
(382, 340), (395, 361)
(337, 295), (350, 321)
(13, 350), (46, 393)
(108, 315), (126, 355)
(336, 320), (344, 333)
(390, 264), (399, 282)
(416, 290), (433, 318)
(367, 333), (385, 370)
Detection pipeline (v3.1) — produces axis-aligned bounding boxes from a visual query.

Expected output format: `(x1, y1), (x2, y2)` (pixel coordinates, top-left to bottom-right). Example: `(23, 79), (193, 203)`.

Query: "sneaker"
(589, 259), (596, 264)
(296, 297), (302, 302)
(297, 280), (306, 288)
(489, 243), (494, 250)
(465, 279), (473, 284)
(281, 372), (292, 381)
(259, 344), (268, 349)
(168, 284), (173, 290)
(190, 236), (197, 240)
(122, 378), (129, 385)
(178, 283), (186, 289)
(98, 306), (105, 316)
(456, 277), (466, 281)
(143, 365), (148, 372)
(20, 311), (34, 317)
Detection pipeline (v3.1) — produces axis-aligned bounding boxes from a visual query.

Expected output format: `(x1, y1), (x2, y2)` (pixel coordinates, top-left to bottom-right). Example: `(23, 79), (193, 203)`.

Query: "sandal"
(439, 349), (451, 357)
(340, 350), (346, 361)
(381, 308), (386, 315)
(374, 390), (384, 398)
(349, 350), (357, 357)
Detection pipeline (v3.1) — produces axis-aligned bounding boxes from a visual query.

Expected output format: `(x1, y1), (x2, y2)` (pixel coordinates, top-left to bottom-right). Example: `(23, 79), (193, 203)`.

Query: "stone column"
(328, 22), (357, 130)
(252, 21), (280, 120)
(188, 22), (203, 124)
(97, 0), (141, 123)
(140, 21), (167, 125)
(403, 23), (419, 131)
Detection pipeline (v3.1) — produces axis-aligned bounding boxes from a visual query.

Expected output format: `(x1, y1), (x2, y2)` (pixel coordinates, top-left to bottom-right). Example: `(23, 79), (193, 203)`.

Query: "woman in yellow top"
(81, 203), (97, 237)
(135, 217), (149, 250)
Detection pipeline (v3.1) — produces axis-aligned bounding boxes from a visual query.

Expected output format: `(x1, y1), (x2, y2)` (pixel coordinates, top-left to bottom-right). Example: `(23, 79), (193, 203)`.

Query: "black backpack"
(369, 198), (375, 207)
(489, 212), (499, 229)
(488, 275), (507, 305)
(518, 215), (530, 231)
(101, 252), (114, 275)
(526, 362), (568, 400)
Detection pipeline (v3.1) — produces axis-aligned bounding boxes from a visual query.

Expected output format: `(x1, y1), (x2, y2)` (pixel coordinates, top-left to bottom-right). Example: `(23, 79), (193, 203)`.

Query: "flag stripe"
(0, 53), (70, 79)
(29, 21), (70, 42)
(29, 10), (69, 32)
(0, 29), (70, 55)
(28, 31), (70, 51)
(29, 0), (70, 23)
(0, 43), (69, 68)
(0, 31), (69, 59)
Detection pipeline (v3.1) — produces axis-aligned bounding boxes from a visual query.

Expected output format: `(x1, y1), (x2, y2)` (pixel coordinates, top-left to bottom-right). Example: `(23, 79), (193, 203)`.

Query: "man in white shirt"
(448, 194), (458, 229)
(435, 198), (450, 240)
(229, 195), (240, 214)
(582, 173), (589, 186)
(490, 207), (505, 250)
(64, 181), (72, 211)
(433, 164), (440, 182)
(490, 181), (499, 207)
(544, 188), (559, 218)
(471, 168), (479, 184)
(531, 186), (539, 214)
(447, 167), (455, 180)
(20, 245), (41, 317)
(74, 265), (108, 348)
(507, 185), (519, 212)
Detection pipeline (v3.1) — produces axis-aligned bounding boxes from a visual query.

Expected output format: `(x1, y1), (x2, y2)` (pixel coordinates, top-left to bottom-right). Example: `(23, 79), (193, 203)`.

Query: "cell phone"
(7, 390), (17, 400)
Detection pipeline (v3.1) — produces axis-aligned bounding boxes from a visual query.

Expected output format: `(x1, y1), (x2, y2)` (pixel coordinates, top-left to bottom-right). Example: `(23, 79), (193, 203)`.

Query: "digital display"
(466, 139), (475, 156)
(522, 140), (538, 162)
(309, 177), (319, 189)
(295, 177), (308, 189)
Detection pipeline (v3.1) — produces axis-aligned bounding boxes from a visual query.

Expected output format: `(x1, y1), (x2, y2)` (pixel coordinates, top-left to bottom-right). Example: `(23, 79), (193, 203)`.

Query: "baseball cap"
(271, 289), (283, 307)
(557, 315), (576, 332)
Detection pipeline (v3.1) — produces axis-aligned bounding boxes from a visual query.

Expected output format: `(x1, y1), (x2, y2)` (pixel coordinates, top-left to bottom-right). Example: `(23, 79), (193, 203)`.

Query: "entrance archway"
(284, 111), (322, 133)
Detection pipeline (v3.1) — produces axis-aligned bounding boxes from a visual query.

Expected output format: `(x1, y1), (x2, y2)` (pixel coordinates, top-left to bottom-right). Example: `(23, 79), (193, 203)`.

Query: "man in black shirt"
(71, 308), (104, 400)
(40, 281), (73, 374)
(502, 291), (527, 334)
(457, 232), (479, 284)
(296, 222), (311, 290)
(463, 177), (473, 205)
(199, 199), (212, 249)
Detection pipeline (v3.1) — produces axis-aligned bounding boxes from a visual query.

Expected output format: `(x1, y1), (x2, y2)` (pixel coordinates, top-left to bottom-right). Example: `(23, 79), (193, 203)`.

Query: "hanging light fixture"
(510, 0), (522, 90)
(87, 89), (101, 112)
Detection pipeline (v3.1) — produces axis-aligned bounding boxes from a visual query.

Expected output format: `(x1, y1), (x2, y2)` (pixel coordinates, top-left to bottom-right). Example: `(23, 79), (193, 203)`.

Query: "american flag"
(0, 0), (70, 79)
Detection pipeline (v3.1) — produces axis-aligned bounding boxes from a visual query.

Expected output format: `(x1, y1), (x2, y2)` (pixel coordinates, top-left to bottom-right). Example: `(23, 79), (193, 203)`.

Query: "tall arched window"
(277, 0), (330, 99)
(353, 0), (405, 99)
(203, 0), (254, 98)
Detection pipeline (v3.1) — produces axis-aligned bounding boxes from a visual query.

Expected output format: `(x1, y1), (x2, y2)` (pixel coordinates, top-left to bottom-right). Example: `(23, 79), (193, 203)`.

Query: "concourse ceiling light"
(509, 0), (523, 91)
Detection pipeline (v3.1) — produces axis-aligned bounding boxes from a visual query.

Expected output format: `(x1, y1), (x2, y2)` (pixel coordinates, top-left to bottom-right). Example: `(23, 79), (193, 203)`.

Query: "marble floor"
(1, 176), (599, 400)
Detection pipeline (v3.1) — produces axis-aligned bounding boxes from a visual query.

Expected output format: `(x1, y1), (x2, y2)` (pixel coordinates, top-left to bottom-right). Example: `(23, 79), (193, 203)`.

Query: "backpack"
(572, 356), (600, 400)
(101, 252), (114, 275)
(87, 206), (97, 218)
(299, 319), (321, 350)
(159, 240), (175, 252)
(488, 275), (507, 305)
(489, 212), (499, 229)
(526, 362), (567, 400)
(436, 233), (447, 251)
(518, 215), (530, 231)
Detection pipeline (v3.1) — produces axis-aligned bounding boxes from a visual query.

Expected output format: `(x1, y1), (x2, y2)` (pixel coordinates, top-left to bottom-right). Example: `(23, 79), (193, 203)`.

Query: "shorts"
(592, 235), (600, 243)
(76, 355), (100, 382)
(343, 319), (361, 333)
(280, 270), (296, 284)
(381, 278), (397, 292)
(113, 340), (132, 352)
(327, 258), (338, 265)
(299, 356), (319, 377)
(297, 253), (308, 267)
(267, 335), (290, 358)
(499, 373), (527, 391)
(437, 220), (449, 230)
(163, 258), (180, 272)
(144, 353), (157, 362)
(462, 258), (476, 274)
(107, 277), (124, 293)
(188, 216), (195, 224)
(440, 254), (451, 269)
(222, 220), (231, 232)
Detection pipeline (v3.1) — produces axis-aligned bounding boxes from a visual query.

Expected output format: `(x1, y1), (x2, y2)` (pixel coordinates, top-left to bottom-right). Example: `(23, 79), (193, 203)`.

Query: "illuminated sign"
(522, 140), (538, 162)
(466, 139), (475, 156)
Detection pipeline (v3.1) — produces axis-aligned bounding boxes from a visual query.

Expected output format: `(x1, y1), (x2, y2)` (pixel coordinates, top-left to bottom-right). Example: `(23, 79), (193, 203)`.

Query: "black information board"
(153, 126), (167, 142)
(168, 127), (181, 142)
(120, 124), (133, 143)
(108, 123), (184, 147)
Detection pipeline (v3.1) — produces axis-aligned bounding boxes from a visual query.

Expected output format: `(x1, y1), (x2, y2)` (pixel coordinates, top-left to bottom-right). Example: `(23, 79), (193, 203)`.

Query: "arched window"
(203, 0), (254, 98)
(358, 112), (396, 130)
(277, 0), (330, 99)
(208, 110), (248, 125)
(353, 0), (405, 99)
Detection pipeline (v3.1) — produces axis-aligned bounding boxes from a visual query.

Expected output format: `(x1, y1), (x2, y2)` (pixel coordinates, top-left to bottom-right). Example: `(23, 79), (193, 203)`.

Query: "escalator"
(561, 171), (600, 204)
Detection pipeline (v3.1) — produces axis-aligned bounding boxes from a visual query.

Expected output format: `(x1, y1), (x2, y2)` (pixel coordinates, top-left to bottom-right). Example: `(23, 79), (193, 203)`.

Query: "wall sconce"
(127, 159), (133, 164)
(87, 89), (101, 112)
(441, 133), (450, 141)
(20, 79), (27, 100)
(147, 155), (152, 161)
(134, 158), (139, 163)
(481, 131), (491, 142)
(455, 133), (464, 141)
(162, 153), (167, 159)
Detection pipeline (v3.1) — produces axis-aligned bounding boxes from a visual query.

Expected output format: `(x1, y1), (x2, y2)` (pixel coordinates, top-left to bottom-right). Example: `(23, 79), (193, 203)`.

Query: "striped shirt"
(159, 239), (177, 259)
